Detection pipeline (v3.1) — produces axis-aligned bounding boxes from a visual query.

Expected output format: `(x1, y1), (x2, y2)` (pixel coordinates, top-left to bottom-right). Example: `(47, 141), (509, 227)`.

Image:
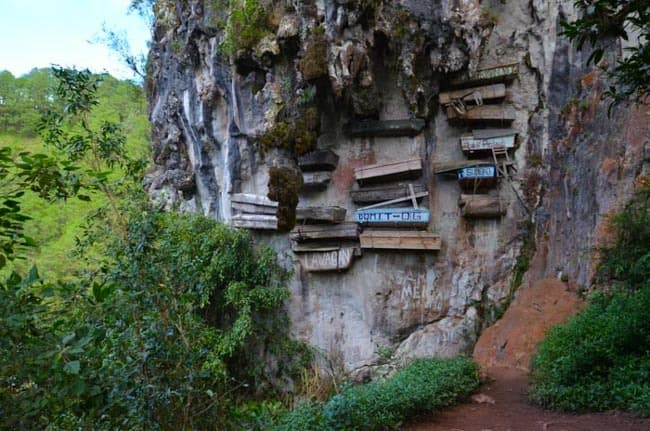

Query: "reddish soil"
(403, 366), (650, 431)
(404, 278), (650, 430)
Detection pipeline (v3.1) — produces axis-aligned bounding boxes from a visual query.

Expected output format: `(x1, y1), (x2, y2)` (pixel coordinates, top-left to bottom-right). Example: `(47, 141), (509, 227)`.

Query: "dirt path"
(402, 366), (650, 431)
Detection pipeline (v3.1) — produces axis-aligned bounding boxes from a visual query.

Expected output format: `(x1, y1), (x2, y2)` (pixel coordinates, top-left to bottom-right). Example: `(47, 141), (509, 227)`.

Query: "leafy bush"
(530, 287), (650, 415)
(274, 358), (480, 431)
(530, 185), (650, 416)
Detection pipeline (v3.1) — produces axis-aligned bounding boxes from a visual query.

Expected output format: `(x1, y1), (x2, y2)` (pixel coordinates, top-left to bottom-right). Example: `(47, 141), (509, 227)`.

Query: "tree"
(561, 0), (650, 104)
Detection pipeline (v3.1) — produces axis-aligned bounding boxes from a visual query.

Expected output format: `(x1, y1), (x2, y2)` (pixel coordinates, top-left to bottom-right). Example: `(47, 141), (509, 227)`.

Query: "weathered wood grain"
(446, 105), (516, 124)
(298, 149), (339, 172)
(459, 194), (508, 218)
(296, 206), (346, 224)
(350, 183), (426, 204)
(354, 208), (429, 227)
(360, 230), (441, 250)
(344, 119), (426, 137)
(354, 158), (422, 184)
(232, 214), (278, 230)
(448, 63), (519, 87)
(290, 222), (360, 242)
(296, 247), (357, 272)
(439, 84), (506, 105)
(302, 171), (332, 190)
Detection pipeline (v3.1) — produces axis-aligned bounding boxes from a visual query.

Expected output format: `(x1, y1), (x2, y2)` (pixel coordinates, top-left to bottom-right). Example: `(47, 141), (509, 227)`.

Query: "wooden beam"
(232, 214), (278, 230)
(296, 247), (358, 272)
(360, 230), (441, 251)
(298, 149), (339, 172)
(432, 160), (494, 174)
(448, 63), (519, 87)
(459, 194), (508, 218)
(344, 119), (426, 137)
(303, 171), (332, 190)
(354, 208), (429, 228)
(231, 193), (277, 207)
(350, 183), (426, 204)
(439, 84), (506, 105)
(446, 105), (516, 124)
(354, 158), (422, 184)
(357, 192), (428, 210)
(296, 206), (346, 224)
(232, 202), (277, 215)
(290, 222), (360, 242)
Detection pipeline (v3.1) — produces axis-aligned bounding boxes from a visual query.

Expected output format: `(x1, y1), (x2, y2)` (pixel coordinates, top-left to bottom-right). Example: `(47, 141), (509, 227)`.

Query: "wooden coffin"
(459, 194), (508, 218)
(231, 193), (278, 215)
(344, 119), (426, 137)
(439, 84), (506, 105)
(295, 246), (357, 272)
(449, 63), (519, 87)
(296, 206), (346, 224)
(350, 183), (426, 205)
(298, 149), (339, 172)
(303, 171), (332, 190)
(360, 230), (441, 251)
(460, 129), (517, 154)
(354, 208), (429, 228)
(354, 158), (422, 184)
(457, 165), (498, 190)
(290, 222), (360, 242)
(446, 105), (516, 124)
(432, 160), (494, 175)
(232, 214), (278, 230)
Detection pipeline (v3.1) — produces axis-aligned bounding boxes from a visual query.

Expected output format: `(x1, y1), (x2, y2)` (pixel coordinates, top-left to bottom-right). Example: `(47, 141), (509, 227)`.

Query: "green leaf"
(63, 360), (81, 375)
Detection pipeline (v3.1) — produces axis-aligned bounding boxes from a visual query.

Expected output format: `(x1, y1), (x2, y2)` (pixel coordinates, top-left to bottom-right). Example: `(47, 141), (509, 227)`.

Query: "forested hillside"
(0, 68), (149, 279)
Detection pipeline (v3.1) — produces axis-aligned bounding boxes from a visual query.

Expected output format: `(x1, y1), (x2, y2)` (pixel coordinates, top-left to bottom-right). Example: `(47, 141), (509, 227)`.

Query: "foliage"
(219, 0), (271, 57)
(530, 185), (650, 416)
(0, 66), (305, 430)
(596, 185), (650, 289)
(529, 287), (650, 415)
(274, 358), (480, 431)
(268, 166), (303, 232)
(561, 0), (650, 104)
(299, 26), (328, 81)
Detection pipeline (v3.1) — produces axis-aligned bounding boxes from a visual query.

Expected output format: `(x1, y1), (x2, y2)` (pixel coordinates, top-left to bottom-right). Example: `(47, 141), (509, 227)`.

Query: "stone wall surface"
(145, 0), (649, 375)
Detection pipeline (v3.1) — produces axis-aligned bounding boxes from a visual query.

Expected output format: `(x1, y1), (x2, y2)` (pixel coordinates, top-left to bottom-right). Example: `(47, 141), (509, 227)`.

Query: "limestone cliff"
(145, 0), (649, 376)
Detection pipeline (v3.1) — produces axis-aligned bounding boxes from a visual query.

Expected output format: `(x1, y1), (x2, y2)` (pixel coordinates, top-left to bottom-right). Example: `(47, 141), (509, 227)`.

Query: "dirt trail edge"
(404, 279), (650, 430)
(403, 366), (650, 431)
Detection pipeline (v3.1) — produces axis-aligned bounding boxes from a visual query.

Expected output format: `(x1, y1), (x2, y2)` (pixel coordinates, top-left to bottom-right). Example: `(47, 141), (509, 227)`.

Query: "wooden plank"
(232, 202), (277, 215)
(303, 171), (332, 190)
(460, 132), (516, 154)
(432, 160), (494, 174)
(232, 214), (278, 230)
(457, 165), (498, 190)
(459, 194), (507, 218)
(298, 149), (339, 172)
(472, 128), (517, 139)
(354, 158), (422, 184)
(358, 192), (429, 210)
(448, 63), (519, 87)
(439, 84), (506, 105)
(296, 247), (357, 272)
(360, 230), (441, 251)
(446, 105), (516, 124)
(296, 206), (346, 224)
(231, 193), (277, 207)
(355, 208), (429, 227)
(350, 183), (426, 204)
(344, 119), (426, 137)
(290, 222), (360, 242)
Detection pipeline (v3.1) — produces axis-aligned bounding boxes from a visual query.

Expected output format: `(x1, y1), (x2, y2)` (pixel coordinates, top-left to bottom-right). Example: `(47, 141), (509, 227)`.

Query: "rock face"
(145, 0), (649, 375)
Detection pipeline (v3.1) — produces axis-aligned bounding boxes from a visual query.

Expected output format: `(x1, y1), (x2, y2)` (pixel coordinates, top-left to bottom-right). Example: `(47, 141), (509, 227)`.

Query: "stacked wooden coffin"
(435, 62), (521, 218)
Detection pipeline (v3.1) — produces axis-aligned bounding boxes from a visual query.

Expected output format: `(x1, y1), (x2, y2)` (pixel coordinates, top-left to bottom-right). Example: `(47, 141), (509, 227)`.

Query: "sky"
(0, 0), (151, 80)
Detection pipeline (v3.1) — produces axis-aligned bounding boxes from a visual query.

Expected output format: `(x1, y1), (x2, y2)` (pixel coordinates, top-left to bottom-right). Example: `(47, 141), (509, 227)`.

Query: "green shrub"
(274, 357), (480, 431)
(530, 185), (650, 416)
(530, 287), (650, 415)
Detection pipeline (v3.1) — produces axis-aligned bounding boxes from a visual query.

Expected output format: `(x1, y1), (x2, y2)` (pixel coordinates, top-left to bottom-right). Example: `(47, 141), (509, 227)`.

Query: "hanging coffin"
(360, 230), (441, 251)
(232, 214), (278, 230)
(457, 165), (498, 190)
(294, 246), (358, 272)
(458, 194), (508, 218)
(231, 193), (278, 215)
(460, 129), (517, 154)
(354, 208), (429, 228)
(448, 63), (519, 87)
(354, 158), (422, 184)
(290, 222), (360, 242)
